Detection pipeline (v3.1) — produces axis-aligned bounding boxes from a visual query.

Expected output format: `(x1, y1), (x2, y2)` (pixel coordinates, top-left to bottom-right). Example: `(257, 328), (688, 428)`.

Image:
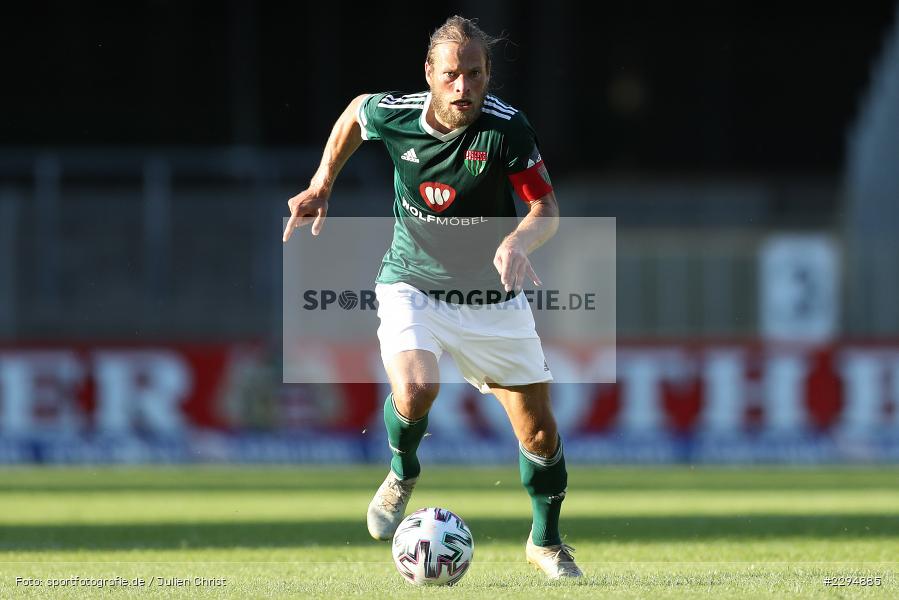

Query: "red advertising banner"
(0, 341), (897, 439)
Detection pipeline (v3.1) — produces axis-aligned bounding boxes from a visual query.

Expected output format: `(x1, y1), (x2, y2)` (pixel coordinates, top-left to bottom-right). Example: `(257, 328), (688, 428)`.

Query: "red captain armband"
(508, 160), (553, 202)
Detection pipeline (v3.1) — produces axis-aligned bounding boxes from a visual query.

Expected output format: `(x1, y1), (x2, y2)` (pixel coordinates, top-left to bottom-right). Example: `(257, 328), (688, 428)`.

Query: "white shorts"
(375, 282), (553, 393)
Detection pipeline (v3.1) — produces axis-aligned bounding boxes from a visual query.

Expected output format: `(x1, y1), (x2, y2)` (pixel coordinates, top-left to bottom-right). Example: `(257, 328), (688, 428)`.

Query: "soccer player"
(282, 16), (581, 579)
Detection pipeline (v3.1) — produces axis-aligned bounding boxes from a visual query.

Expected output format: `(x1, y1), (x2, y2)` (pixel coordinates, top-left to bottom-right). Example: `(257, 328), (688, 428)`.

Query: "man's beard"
(431, 89), (485, 129)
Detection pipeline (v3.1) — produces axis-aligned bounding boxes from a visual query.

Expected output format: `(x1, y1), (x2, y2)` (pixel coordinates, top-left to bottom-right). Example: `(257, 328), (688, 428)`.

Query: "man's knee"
(392, 382), (439, 421)
(520, 427), (559, 458)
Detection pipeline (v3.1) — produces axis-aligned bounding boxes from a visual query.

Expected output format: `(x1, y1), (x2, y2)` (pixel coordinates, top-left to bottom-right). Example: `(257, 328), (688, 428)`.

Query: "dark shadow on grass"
(1, 466), (897, 494)
(1, 514), (896, 551)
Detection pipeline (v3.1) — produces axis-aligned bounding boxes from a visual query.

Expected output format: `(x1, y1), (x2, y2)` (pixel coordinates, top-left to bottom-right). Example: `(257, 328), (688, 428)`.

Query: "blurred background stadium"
(2, 1), (899, 465)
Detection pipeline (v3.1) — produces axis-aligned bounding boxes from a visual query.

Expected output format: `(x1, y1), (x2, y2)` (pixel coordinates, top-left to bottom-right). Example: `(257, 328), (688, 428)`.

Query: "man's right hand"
(283, 186), (330, 242)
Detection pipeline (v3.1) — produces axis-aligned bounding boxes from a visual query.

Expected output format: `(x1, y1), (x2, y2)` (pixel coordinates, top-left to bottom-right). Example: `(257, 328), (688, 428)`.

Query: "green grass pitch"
(0, 465), (896, 598)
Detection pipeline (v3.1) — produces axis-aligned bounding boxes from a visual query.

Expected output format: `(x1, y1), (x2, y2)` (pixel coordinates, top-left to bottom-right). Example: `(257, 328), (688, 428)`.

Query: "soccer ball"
(391, 507), (474, 586)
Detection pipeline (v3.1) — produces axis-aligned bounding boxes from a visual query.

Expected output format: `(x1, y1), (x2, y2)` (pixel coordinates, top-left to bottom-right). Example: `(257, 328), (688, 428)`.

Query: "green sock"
(383, 393), (428, 480)
(519, 436), (567, 547)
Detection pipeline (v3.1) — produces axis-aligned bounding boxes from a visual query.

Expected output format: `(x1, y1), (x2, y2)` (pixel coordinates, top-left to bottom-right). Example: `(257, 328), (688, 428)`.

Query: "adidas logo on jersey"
(401, 148), (419, 163)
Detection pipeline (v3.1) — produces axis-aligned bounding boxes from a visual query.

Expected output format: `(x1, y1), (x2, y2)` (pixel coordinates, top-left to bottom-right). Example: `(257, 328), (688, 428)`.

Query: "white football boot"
(366, 470), (418, 540)
(526, 532), (583, 579)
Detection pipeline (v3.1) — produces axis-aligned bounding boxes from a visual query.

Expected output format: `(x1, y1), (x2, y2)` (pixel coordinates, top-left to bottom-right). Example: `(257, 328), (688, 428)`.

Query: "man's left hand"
(493, 240), (542, 293)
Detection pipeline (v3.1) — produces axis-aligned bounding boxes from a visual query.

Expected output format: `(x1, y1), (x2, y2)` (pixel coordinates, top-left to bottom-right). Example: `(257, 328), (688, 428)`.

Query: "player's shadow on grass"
(1, 515), (897, 551)
(4, 468), (896, 493)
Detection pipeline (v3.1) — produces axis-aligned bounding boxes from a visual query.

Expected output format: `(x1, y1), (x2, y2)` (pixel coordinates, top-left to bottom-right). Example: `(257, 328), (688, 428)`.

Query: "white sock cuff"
(519, 435), (563, 468)
(391, 395), (425, 425)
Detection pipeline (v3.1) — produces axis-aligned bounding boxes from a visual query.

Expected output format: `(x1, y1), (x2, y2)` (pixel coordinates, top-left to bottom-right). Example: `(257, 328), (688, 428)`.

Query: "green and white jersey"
(357, 91), (553, 301)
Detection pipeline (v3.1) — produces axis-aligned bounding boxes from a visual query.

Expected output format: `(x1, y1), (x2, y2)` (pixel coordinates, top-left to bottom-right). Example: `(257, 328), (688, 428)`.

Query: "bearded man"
(282, 15), (581, 579)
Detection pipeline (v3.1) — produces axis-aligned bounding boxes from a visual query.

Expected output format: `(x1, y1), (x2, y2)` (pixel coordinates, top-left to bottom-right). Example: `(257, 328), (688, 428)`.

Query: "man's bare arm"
(493, 191), (560, 291)
(504, 192), (560, 253)
(282, 93), (370, 241)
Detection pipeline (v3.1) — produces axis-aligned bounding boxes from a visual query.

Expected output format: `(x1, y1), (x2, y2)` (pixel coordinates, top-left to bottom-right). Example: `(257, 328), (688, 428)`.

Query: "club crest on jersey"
(464, 149), (488, 176)
(419, 182), (457, 212)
